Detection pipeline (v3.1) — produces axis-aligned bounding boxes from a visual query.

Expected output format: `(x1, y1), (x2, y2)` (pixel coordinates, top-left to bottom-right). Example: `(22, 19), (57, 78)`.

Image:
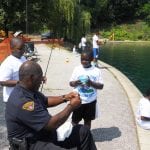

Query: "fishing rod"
(40, 45), (54, 92)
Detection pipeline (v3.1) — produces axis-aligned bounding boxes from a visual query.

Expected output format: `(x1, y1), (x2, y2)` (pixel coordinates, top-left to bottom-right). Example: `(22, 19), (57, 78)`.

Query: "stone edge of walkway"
(99, 60), (150, 150)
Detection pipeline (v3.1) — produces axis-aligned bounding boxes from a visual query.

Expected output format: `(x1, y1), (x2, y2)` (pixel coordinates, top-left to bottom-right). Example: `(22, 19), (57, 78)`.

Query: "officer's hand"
(64, 92), (79, 102)
(69, 95), (81, 109)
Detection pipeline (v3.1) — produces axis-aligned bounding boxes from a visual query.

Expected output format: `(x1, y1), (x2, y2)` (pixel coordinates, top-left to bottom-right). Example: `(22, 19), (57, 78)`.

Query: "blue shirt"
(5, 84), (51, 139)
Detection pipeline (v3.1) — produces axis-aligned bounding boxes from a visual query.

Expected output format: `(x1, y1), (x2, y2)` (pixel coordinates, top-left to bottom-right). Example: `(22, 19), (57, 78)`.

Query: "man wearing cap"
(14, 31), (30, 42)
(0, 37), (27, 103)
(13, 31), (23, 38)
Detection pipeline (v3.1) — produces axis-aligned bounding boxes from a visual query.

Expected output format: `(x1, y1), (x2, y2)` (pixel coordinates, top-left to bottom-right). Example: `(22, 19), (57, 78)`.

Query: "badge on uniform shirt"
(22, 101), (34, 111)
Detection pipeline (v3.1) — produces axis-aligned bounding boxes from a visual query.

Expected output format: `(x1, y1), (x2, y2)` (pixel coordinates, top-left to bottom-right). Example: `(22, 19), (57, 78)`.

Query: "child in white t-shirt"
(69, 48), (104, 129)
(137, 88), (150, 129)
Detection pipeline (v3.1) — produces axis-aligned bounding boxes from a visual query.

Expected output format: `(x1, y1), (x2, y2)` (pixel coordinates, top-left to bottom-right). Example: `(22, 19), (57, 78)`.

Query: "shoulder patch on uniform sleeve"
(22, 101), (34, 111)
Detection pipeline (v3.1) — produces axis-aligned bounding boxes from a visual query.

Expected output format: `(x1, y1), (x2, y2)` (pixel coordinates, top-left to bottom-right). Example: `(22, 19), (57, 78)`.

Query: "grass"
(100, 21), (150, 41)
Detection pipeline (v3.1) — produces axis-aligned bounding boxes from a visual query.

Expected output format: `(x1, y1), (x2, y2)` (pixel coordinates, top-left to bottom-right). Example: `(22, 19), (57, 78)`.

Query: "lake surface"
(100, 42), (150, 94)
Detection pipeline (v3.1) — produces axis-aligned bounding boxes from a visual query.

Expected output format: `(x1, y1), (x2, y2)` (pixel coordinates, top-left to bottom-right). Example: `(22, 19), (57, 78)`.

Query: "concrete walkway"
(0, 43), (147, 150)
(36, 44), (139, 150)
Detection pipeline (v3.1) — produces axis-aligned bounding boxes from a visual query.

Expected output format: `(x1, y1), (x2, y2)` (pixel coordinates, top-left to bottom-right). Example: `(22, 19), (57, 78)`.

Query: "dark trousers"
(29, 125), (97, 150)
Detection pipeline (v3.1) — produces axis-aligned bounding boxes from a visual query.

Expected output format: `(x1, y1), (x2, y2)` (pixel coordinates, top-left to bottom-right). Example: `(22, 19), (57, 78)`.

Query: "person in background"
(1, 31), (14, 54)
(2, 31), (14, 43)
(72, 45), (77, 54)
(0, 30), (6, 38)
(137, 88), (150, 130)
(69, 48), (104, 129)
(92, 32), (100, 66)
(81, 34), (87, 51)
(5, 61), (97, 150)
(0, 38), (27, 103)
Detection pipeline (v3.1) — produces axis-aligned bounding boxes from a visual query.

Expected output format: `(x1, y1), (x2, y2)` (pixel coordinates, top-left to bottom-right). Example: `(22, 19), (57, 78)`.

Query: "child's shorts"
(72, 100), (96, 122)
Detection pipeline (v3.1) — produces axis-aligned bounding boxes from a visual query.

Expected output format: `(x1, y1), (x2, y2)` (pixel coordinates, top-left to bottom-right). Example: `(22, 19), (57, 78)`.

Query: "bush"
(100, 21), (150, 41)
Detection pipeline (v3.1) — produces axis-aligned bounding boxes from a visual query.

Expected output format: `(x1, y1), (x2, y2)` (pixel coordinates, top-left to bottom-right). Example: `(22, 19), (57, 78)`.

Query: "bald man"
(0, 37), (27, 102)
(6, 61), (97, 150)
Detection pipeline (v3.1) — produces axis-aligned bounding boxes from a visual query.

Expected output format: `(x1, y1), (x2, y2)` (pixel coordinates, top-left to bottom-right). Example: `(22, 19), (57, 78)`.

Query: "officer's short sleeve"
(37, 92), (48, 107)
(17, 100), (51, 132)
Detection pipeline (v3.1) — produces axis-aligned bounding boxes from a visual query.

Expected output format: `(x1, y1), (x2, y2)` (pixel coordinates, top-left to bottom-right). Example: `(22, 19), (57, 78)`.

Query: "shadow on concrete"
(91, 127), (121, 142)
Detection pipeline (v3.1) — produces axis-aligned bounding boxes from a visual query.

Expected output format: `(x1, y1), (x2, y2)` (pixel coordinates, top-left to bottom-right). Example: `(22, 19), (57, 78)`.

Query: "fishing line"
(40, 45), (53, 92)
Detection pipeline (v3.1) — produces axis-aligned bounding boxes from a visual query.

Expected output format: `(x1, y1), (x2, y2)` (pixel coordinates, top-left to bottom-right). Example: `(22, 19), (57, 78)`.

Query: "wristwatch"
(62, 95), (67, 103)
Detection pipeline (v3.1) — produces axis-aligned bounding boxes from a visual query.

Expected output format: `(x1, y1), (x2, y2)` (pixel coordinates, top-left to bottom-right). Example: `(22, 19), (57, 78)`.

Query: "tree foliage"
(139, 2), (150, 26)
(0, 0), (149, 41)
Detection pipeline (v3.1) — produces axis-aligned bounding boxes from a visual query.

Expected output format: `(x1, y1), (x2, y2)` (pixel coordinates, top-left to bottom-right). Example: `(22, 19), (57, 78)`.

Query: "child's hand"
(64, 92), (79, 101)
(86, 78), (92, 87)
(75, 80), (82, 86)
(70, 80), (82, 87)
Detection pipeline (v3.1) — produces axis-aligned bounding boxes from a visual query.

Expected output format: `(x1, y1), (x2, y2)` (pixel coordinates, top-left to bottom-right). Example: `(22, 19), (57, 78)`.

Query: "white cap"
(13, 31), (23, 37)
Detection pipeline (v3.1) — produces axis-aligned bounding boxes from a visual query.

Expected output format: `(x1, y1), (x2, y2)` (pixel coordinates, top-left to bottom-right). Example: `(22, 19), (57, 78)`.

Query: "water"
(100, 42), (150, 94)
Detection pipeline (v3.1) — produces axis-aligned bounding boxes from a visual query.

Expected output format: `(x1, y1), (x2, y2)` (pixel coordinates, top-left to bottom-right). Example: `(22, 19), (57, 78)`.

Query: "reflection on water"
(100, 42), (150, 94)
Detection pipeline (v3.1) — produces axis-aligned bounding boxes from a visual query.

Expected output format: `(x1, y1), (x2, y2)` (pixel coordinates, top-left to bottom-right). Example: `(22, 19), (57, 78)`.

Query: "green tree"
(0, 0), (52, 34)
(45, 0), (91, 43)
(0, 0), (26, 35)
(140, 2), (150, 26)
(1, 0), (148, 41)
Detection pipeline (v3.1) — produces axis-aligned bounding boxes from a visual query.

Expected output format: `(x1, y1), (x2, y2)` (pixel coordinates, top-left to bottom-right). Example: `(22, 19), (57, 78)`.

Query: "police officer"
(5, 61), (97, 150)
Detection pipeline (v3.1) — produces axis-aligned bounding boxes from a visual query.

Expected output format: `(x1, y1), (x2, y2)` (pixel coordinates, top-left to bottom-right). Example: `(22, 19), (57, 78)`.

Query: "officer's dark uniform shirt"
(5, 84), (51, 139)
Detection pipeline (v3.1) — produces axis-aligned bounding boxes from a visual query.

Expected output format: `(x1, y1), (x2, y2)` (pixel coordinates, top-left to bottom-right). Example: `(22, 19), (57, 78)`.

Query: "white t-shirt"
(70, 65), (103, 104)
(81, 37), (86, 47)
(72, 46), (76, 53)
(92, 34), (99, 49)
(137, 97), (150, 129)
(0, 55), (27, 102)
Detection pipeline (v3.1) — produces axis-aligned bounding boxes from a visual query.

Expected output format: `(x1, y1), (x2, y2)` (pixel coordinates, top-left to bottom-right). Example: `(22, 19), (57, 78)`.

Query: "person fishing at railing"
(92, 32), (101, 67)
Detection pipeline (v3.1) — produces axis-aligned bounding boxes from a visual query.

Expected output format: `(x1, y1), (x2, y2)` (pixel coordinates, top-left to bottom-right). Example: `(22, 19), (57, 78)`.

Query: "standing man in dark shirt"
(5, 61), (97, 150)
